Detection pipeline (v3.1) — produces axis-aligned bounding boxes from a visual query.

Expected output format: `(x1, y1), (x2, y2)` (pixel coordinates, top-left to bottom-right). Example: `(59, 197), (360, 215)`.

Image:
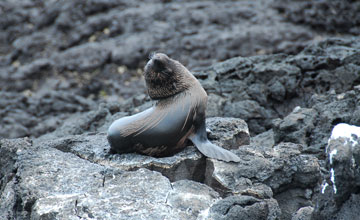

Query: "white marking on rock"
(321, 182), (329, 194)
(197, 207), (210, 220)
(182, 192), (207, 201)
(352, 156), (356, 168)
(329, 149), (337, 165)
(330, 168), (337, 194)
(330, 123), (360, 147)
(293, 106), (301, 113)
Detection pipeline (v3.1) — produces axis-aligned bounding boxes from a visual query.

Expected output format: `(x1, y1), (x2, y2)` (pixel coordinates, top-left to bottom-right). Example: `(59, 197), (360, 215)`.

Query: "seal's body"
(108, 53), (240, 162)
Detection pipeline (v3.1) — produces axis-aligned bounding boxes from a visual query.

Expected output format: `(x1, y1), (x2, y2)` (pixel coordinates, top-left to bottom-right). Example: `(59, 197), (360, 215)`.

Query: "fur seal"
(107, 53), (240, 162)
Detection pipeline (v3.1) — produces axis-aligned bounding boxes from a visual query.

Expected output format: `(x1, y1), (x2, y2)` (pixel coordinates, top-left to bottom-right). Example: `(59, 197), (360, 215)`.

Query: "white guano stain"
(327, 123), (360, 195)
(321, 182), (329, 194)
(330, 168), (337, 194)
(329, 149), (337, 165)
(330, 123), (360, 147)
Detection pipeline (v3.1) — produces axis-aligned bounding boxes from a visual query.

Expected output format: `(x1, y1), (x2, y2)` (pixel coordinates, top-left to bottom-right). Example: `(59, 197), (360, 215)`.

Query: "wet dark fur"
(144, 53), (192, 100)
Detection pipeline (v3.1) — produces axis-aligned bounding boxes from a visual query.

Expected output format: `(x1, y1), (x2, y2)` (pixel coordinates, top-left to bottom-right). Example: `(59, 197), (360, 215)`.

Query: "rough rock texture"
(1, 0), (360, 219)
(273, 88), (360, 157)
(1, 0), (316, 69)
(1, 37), (360, 219)
(0, 0), (340, 140)
(42, 133), (206, 183)
(204, 142), (320, 219)
(206, 117), (250, 150)
(167, 180), (221, 219)
(274, 0), (360, 35)
(291, 206), (313, 220)
(195, 36), (360, 139)
(0, 138), (220, 220)
(206, 195), (281, 220)
(313, 124), (360, 220)
(0, 117), (318, 220)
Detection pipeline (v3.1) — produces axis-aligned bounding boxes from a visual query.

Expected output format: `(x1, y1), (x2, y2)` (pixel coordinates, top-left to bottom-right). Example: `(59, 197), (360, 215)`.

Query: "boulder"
(313, 123), (360, 219)
(204, 142), (320, 219)
(205, 195), (281, 220)
(0, 138), (220, 220)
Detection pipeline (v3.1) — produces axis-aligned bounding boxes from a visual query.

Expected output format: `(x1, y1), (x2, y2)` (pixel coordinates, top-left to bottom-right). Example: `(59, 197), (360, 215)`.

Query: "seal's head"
(144, 53), (193, 100)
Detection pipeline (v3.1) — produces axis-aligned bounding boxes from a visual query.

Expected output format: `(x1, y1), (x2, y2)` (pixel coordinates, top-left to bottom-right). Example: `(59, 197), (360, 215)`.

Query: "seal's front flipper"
(189, 133), (240, 162)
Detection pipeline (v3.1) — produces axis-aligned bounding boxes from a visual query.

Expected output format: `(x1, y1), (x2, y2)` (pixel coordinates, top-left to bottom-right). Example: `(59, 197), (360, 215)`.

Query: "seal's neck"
(146, 69), (197, 100)
(147, 81), (188, 100)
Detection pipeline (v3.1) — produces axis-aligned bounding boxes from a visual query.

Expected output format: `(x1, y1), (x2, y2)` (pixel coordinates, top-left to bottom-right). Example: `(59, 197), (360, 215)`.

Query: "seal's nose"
(151, 54), (166, 71)
(151, 53), (169, 61)
(145, 53), (170, 73)
(152, 56), (162, 65)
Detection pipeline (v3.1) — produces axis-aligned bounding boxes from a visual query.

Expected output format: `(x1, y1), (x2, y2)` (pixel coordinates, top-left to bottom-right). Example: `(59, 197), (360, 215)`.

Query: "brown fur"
(119, 53), (207, 139)
(108, 53), (207, 157)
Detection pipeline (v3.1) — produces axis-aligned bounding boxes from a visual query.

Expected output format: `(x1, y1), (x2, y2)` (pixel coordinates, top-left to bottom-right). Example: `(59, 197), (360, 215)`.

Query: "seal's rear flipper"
(189, 134), (240, 162)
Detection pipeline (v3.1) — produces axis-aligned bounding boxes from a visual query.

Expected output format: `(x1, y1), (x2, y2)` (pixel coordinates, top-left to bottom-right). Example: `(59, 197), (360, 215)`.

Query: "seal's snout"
(152, 57), (165, 71)
(150, 53), (169, 63)
(146, 53), (169, 72)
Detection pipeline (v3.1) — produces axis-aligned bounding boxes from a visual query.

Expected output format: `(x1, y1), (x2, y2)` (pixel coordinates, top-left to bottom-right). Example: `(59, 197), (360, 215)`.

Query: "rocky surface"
(0, 0), (341, 140)
(274, 0), (360, 35)
(1, 0), (360, 219)
(196, 37), (360, 140)
(204, 142), (319, 220)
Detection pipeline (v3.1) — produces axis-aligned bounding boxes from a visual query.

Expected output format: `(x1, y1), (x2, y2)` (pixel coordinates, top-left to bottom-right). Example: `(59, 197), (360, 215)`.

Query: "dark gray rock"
(0, 0), (326, 140)
(206, 117), (250, 150)
(0, 91), (96, 139)
(30, 168), (215, 220)
(1, 1), (360, 218)
(0, 138), (32, 220)
(38, 116), (250, 183)
(275, 189), (313, 220)
(36, 102), (121, 141)
(307, 90), (360, 155)
(272, 107), (317, 148)
(223, 100), (271, 134)
(250, 129), (275, 148)
(1, 0), (316, 69)
(1, 7), (359, 141)
(53, 42), (111, 72)
(313, 123), (360, 219)
(42, 132), (206, 183)
(205, 142), (320, 219)
(268, 80), (286, 102)
(167, 180), (220, 219)
(291, 206), (313, 220)
(0, 138), (218, 220)
(274, 0), (360, 35)
(0, 177), (17, 220)
(195, 37), (360, 137)
(205, 143), (320, 196)
(0, 58), (54, 92)
(206, 93), (226, 117)
(206, 195), (281, 220)
(333, 194), (360, 220)
(272, 78), (360, 157)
